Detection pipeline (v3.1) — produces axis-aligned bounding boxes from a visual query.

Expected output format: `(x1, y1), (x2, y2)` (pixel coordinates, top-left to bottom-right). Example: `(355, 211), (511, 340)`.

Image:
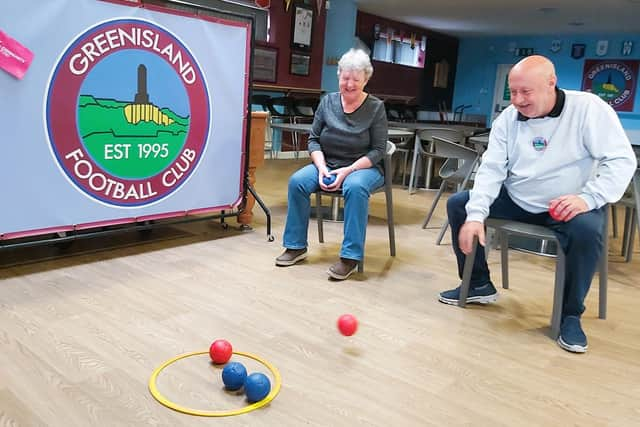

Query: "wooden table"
(467, 134), (490, 156)
(269, 122), (414, 140)
(252, 83), (323, 96)
(388, 121), (486, 137)
(237, 111), (268, 228)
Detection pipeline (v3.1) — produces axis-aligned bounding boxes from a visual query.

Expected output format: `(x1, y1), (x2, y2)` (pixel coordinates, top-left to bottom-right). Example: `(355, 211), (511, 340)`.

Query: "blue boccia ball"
(244, 372), (271, 403)
(322, 174), (336, 186)
(221, 362), (247, 391)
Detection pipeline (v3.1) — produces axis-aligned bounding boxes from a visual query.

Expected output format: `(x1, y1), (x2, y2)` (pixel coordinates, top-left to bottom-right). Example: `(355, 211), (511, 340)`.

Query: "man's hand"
(549, 195), (589, 222)
(459, 221), (485, 255)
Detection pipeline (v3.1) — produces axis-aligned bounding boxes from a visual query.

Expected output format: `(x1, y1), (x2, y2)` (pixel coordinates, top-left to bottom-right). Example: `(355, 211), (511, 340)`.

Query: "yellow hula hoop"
(148, 350), (281, 417)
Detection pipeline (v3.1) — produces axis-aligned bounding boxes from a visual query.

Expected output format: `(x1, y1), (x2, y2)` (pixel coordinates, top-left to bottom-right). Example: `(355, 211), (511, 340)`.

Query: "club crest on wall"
(581, 59), (639, 112)
(550, 39), (562, 53)
(571, 43), (586, 59)
(596, 40), (609, 56)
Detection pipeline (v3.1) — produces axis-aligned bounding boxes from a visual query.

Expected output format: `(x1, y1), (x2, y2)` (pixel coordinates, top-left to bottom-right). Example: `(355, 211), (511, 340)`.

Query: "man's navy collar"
(517, 87), (565, 121)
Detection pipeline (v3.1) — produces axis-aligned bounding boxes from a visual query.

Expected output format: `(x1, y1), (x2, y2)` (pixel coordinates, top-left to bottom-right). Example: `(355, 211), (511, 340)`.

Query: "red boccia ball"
(549, 207), (562, 221)
(337, 314), (358, 336)
(209, 339), (233, 364)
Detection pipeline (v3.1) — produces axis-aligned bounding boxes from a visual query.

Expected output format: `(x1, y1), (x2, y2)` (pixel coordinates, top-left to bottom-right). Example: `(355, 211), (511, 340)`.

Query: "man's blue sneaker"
(557, 315), (588, 353)
(438, 282), (498, 305)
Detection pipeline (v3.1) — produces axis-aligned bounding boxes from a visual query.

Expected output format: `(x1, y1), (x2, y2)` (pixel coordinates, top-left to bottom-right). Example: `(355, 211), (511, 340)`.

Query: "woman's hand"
(319, 166), (352, 191)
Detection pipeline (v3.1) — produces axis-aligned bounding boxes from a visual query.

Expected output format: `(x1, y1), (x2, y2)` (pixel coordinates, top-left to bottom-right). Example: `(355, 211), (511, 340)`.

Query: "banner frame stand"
(0, 0), (274, 255)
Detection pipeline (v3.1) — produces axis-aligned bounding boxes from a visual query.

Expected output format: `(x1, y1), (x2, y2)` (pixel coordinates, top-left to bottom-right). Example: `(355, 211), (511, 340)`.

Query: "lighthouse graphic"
(124, 64), (175, 125)
(135, 64), (149, 104)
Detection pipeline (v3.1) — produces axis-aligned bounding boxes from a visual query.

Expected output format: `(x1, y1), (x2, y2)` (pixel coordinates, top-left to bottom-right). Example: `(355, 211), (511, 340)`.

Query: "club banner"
(0, 0), (251, 238)
(581, 59), (639, 112)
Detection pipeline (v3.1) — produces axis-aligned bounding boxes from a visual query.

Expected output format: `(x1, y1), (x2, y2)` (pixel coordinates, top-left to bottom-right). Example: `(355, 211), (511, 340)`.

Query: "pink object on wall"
(0, 30), (34, 79)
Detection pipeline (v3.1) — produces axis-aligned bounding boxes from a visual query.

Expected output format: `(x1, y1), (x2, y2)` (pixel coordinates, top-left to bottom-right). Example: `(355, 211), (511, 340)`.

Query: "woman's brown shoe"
(327, 258), (358, 280)
(275, 248), (308, 266)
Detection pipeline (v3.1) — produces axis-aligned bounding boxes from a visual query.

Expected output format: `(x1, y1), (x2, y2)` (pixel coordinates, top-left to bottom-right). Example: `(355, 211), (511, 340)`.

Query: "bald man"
(438, 55), (636, 353)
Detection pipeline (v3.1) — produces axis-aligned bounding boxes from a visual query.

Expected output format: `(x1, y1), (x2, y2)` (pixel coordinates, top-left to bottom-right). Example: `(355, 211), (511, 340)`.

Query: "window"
(372, 30), (426, 69)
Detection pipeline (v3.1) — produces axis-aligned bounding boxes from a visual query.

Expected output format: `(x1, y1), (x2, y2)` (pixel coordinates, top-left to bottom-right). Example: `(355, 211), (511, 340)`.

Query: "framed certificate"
(253, 45), (277, 83)
(291, 4), (313, 51)
(290, 52), (311, 76)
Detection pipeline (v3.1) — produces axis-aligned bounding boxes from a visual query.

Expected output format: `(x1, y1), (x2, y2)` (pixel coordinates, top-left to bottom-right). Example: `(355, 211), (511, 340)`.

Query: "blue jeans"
(283, 163), (384, 261)
(447, 187), (605, 317)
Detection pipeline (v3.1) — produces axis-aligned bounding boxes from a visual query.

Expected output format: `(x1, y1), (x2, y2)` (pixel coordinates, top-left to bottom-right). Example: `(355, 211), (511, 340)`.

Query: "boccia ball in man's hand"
(549, 200), (564, 221)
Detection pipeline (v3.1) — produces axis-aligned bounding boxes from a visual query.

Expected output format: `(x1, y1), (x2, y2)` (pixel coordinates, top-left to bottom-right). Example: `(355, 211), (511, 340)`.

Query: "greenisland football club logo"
(531, 136), (548, 152)
(45, 19), (210, 206)
(581, 59), (638, 112)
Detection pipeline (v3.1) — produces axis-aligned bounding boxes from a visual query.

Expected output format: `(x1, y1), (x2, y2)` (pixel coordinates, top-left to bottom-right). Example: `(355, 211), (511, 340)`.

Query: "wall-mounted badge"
(596, 40), (609, 56)
(531, 137), (548, 152)
(571, 43), (586, 59)
(622, 40), (633, 56)
(550, 39), (562, 53)
(581, 59), (639, 112)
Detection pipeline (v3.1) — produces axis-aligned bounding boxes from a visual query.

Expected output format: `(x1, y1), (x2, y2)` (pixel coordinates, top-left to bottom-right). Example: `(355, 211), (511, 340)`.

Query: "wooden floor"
(1, 158), (639, 427)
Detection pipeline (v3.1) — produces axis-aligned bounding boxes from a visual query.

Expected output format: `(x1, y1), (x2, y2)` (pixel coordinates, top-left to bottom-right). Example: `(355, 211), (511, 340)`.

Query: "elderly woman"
(275, 48), (388, 280)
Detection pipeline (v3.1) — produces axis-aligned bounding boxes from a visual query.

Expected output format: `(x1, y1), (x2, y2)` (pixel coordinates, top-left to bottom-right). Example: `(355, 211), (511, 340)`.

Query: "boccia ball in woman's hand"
(323, 174), (337, 186)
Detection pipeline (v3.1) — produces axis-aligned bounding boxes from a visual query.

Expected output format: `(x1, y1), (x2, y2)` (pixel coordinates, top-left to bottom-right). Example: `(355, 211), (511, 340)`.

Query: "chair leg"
(625, 213), (636, 263)
(421, 182), (446, 229)
(293, 132), (300, 159)
(622, 207), (631, 257)
(611, 205), (618, 238)
(402, 150), (409, 187)
(499, 231), (509, 289)
(357, 261), (364, 273)
(435, 219), (449, 246)
(385, 187), (396, 257)
(550, 249), (566, 339)
(316, 192), (324, 243)
(485, 226), (494, 260)
(408, 135), (420, 194)
(424, 142), (435, 190)
(599, 211), (609, 319)
(458, 236), (478, 308)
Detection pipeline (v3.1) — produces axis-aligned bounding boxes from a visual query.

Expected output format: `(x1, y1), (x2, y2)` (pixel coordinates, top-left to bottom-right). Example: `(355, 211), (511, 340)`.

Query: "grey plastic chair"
(458, 213), (609, 339)
(292, 97), (319, 120)
(389, 135), (414, 187)
(268, 96), (305, 159)
(420, 136), (479, 245)
(408, 128), (466, 192)
(314, 141), (397, 272)
(618, 168), (640, 262)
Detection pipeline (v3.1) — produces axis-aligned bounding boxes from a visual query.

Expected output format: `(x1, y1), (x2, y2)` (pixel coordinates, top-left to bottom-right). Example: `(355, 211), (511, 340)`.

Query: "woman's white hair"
(337, 49), (373, 80)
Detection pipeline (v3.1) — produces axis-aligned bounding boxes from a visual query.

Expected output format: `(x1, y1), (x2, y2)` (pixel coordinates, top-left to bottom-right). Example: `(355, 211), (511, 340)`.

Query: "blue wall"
(321, 0), (357, 92)
(452, 35), (640, 129)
